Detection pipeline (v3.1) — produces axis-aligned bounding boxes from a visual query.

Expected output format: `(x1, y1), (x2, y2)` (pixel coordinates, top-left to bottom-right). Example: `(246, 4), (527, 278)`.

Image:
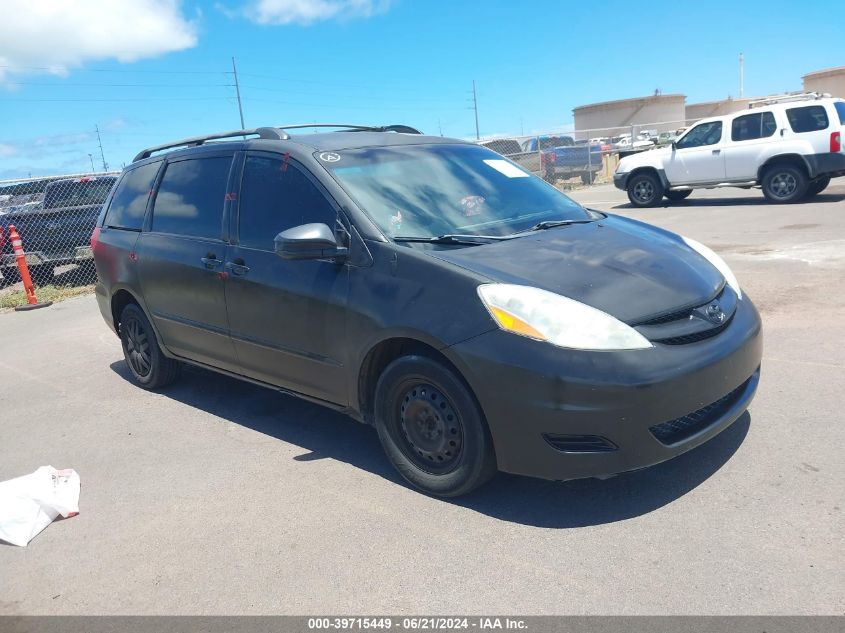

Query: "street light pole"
(87, 153), (95, 173)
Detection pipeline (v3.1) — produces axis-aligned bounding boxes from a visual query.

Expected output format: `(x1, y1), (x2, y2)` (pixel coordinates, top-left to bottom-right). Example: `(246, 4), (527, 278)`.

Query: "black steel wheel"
(397, 382), (463, 474)
(627, 172), (664, 207)
(119, 303), (182, 390)
(374, 355), (496, 497)
(762, 164), (808, 203)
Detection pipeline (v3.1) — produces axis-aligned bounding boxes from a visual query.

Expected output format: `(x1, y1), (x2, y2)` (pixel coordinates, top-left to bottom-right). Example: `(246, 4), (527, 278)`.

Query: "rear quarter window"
(835, 102), (845, 125)
(104, 162), (161, 231)
(786, 105), (829, 133)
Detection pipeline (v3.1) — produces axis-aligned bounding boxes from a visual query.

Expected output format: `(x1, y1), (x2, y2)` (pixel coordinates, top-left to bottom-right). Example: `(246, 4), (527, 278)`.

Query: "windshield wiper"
(510, 215), (603, 236)
(394, 234), (510, 245)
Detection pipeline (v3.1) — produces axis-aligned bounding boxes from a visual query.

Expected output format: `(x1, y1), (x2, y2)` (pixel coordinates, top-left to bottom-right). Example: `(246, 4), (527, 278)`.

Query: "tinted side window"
(676, 121), (723, 149)
(786, 105), (829, 133)
(238, 155), (336, 251)
(834, 102), (845, 125)
(152, 157), (232, 239)
(731, 112), (777, 142)
(104, 162), (160, 230)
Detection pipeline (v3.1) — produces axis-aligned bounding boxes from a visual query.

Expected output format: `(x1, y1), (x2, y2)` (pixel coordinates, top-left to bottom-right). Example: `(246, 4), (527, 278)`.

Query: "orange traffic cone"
(6, 225), (52, 311)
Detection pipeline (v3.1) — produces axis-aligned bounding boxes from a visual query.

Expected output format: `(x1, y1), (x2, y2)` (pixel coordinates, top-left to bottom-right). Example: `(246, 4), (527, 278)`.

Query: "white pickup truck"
(614, 93), (845, 207)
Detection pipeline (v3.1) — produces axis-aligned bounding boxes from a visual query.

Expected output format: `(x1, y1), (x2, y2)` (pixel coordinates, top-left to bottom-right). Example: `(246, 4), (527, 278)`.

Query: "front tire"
(665, 190), (692, 201)
(374, 355), (497, 497)
(805, 176), (830, 197)
(761, 164), (808, 203)
(119, 303), (182, 390)
(627, 172), (664, 207)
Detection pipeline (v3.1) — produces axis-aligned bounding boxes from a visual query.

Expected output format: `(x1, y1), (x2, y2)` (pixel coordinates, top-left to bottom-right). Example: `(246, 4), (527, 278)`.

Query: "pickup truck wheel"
(805, 176), (831, 197)
(580, 172), (595, 185)
(374, 355), (497, 497)
(29, 264), (54, 286)
(543, 169), (556, 184)
(762, 165), (808, 203)
(119, 303), (182, 390)
(665, 190), (692, 201)
(627, 173), (664, 207)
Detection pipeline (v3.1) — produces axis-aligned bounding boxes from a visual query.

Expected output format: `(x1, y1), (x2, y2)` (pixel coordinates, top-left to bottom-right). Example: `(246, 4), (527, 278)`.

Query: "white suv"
(614, 93), (845, 207)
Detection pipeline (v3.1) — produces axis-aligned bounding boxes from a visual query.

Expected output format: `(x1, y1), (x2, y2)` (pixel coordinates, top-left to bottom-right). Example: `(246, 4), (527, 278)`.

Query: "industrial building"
(572, 94), (685, 137)
(685, 97), (756, 121)
(802, 66), (845, 98)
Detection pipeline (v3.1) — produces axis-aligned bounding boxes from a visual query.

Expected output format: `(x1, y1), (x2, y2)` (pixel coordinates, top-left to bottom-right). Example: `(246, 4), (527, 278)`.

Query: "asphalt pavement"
(1, 183), (843, 615)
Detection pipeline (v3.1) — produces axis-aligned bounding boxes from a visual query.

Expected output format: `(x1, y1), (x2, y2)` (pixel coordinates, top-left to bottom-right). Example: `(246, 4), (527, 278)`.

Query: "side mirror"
(274, 223), (348, 261)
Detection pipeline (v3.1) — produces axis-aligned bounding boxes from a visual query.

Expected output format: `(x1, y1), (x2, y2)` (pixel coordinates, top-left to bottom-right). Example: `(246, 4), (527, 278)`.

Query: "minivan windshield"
(320, 144), (590, 239)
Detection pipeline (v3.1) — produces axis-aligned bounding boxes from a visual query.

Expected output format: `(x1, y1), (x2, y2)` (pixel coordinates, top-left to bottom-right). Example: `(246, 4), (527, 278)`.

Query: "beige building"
(802, 66), (845, 98)
(573, 94), (686, 137)
(685, 97), (756, 122)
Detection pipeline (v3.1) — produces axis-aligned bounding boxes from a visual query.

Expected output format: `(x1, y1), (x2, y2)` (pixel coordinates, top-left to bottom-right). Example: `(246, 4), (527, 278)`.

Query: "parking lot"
(1, 183), (843, 615)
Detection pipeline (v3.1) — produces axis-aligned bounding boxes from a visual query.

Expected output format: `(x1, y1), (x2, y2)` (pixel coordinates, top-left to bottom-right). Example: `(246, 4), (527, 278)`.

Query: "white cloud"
(0, 1), (198, 81)
(243, 0), (392, 25)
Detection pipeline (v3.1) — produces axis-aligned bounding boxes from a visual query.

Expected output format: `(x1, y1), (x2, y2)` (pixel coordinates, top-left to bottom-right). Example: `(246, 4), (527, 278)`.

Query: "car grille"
(649, 378), (750, 445)
(542, 434), (618, 453)
(638, 305), (696, 325)
(652, 315), (733, 345)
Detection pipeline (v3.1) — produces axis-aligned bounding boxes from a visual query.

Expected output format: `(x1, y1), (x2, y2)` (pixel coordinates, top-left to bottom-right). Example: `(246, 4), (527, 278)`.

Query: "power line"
(5, 81), (234, 88)
(0, 65), (228, 75)
(7, 97), (235, 102)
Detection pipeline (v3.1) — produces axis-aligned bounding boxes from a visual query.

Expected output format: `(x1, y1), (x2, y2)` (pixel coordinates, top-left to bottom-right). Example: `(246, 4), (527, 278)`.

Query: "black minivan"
(92, 124), (762, 497)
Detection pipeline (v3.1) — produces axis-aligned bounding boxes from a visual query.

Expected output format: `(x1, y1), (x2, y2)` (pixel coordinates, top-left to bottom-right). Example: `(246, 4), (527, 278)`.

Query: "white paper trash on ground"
(0, 466), (80, 547)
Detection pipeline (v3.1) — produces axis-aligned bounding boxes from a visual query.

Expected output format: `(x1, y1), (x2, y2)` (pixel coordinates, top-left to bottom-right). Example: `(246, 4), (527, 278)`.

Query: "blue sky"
(1, 0), (842, 179)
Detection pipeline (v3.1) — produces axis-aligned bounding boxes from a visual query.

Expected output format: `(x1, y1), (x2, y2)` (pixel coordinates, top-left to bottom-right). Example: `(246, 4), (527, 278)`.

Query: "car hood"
(427, 215), (724, 324)
(618, 146), (671, 170)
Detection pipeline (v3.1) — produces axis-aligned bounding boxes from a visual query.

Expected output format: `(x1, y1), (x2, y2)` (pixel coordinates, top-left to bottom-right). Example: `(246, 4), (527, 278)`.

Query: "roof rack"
(132, 123), (422, 162)
(748, 92), (831, 109)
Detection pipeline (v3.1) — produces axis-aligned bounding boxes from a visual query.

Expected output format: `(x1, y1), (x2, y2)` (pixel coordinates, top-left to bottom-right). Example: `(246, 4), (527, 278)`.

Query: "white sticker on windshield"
(483, 159), (530, 178)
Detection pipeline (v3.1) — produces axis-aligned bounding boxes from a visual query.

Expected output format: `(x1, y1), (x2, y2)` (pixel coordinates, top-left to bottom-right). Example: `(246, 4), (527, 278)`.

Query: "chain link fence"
(476, 118), (699, 189)
(0, 172), (120, 294)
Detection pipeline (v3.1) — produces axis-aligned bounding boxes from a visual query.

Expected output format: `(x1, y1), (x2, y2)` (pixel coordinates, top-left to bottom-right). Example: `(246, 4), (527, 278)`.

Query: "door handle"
(712, 149), (721, 154)
(225, 260), (250, 276)
(201, 256), (222, 269)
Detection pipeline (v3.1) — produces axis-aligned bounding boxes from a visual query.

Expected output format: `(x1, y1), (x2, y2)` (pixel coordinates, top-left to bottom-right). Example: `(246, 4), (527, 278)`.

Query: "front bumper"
(613, 172), (629, 190)
(446, 295), (763, 481)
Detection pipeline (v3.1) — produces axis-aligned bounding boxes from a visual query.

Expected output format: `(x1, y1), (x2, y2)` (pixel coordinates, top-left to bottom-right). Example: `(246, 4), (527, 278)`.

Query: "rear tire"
(665, 190), (692, 201)
(374, 355), (497, 497)
(119, 303), (182, 390)
(627, 172), (664, 207)
(580, 172), (595, 185)
(805, 176), (830, 197)
(761, 164), (808, 203)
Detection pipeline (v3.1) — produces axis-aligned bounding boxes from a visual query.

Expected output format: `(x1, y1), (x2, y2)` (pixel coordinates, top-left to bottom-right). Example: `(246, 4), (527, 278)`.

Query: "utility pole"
(739, 53), (744, 98)
(95, 124), (108, 171)
(472, 80), (480, 140)
(438, 118), (443, 136)
(232, 56), (246, 130)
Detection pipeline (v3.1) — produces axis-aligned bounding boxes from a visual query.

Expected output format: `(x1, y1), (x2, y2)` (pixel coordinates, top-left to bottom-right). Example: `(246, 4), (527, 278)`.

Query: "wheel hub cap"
(772, 173), (796, 197)
(125, 318), (151, 377)
(399, 384), (462, 472)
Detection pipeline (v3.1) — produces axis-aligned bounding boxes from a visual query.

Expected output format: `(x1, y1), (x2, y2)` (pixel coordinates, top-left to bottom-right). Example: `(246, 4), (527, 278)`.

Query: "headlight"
(477, 284), (652, 351)
(682, 236), (742, 299)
